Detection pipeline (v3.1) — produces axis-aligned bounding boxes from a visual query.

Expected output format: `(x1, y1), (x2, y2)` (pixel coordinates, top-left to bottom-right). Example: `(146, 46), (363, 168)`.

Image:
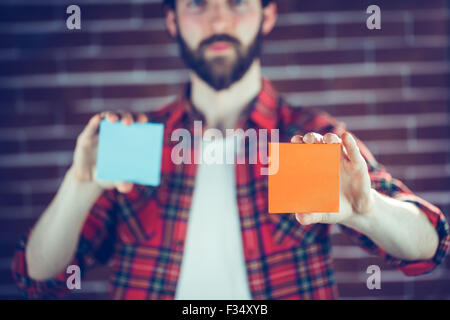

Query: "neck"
(190, 59), (262, 132)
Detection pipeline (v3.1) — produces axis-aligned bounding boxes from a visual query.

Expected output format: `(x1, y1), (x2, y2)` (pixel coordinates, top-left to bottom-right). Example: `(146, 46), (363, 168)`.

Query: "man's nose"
(209, 2), (232, 33)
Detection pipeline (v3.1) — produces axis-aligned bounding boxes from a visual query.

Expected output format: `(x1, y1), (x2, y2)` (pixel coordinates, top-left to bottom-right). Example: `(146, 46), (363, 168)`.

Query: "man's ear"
(166, 9), (178, 38)
(261, 2), (277, 35)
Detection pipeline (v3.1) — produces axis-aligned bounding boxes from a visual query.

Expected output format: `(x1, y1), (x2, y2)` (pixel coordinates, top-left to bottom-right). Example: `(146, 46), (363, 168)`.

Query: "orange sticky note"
(268, 143), (340, 214)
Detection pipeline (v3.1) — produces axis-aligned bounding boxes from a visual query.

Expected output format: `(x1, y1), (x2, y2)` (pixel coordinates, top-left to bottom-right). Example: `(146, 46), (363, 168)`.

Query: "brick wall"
(0, 0), (448, 299)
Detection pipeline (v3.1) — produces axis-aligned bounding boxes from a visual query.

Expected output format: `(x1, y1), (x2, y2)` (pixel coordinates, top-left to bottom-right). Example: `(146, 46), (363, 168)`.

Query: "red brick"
(0, 219), (34, 235)
(4, 32), (92, 50)
(414, 19), (448, 36)
(374, 100), (447, 115)
(141, 3), (170, 19)
(266, 24), (326, 41)
(446, 256), (450, 269)
(0, 89), (21, 103)
(316, 100), (448, 118)
(0, 165), (62, 181)
(337, 281), (406, 298)
(331, 233), (356, 246)
(30, 192), (55, 207)
(0, 141), (21, 155)
(417, 126), (450, 139)
(65, 110), (153, 127)
(0, 59), (59, 77)
(403, 177), (450, 192)
(99, 30), (171, 46)
(0, 271), (15, 288)
(25, 139), (75, 153)
(410, 73), (450, 88)
(145, 56), (185, 70)
(277, 0), (445, 13)
(101, 83), (176, 99)
(412, 279), (450, 299)
(0, 113), (60, 128)
(262, 49), (365, 66)
(313, 103), (373, 117)
(272, 78), (330, 93)
(0, 191), (56, 207)
(349, 125), (450, 141)
(0, 193), (24, 206)
(64, 56), (185, 73)
(21, 86), (94, 103)
(0, 5), (55, 22)
(332, 257), (395, 272)
(377, 152), (447, 166)
(0, 244), (15, 258)
(78, 4), (134, 20)
(336, 22), (405, 38)
(375, 47), (446, 63)
(351, 128), (407, 141)
(331, 75), (403, 90)
(66, 57), (136, 73)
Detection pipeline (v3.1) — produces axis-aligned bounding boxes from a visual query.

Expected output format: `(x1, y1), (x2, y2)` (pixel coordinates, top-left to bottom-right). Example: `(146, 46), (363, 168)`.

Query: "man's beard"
(176, 24), (263, 91)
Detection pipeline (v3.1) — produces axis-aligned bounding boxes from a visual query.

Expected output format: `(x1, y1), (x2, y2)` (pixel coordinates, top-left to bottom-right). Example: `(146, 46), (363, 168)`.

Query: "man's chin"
(205, 55), (236, 68)
(207, 65), (235, 79)
(201, 75), (234, 91)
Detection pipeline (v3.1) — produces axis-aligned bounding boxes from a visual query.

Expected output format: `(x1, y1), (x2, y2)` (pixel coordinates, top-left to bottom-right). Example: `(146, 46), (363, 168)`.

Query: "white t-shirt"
(175, 135), (252, 300)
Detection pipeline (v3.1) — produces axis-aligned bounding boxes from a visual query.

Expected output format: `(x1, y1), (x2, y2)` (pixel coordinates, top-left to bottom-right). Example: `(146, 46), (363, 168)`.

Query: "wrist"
(66, 166), (103, 196)
(340, 188), (379, 233)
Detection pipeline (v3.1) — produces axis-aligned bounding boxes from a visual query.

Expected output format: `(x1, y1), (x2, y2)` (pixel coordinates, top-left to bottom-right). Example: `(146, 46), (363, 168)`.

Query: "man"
(12, 0), (449, 299)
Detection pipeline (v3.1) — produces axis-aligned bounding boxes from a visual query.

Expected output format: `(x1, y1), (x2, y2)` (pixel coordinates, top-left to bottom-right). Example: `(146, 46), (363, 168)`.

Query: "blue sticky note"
(96, 119), (164, 186)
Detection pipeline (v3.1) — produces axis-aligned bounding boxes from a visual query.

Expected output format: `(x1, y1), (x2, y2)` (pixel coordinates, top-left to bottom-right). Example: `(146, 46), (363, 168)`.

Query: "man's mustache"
(199, 34), (240, 50)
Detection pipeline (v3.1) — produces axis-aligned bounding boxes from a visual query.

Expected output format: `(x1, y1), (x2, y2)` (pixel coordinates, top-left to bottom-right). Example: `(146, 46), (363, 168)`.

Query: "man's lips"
(206, 41), (233, 52)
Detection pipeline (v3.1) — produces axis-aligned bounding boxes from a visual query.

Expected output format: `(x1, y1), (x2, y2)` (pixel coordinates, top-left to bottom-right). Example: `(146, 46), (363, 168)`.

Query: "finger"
(137, 113), (149, 123)
(295, 212), (324, 225)
(122, 112), (134, 126)
(303, 132), (324, 144)
(323, 133), (342, 144)
(290, 135), (304, 143)
(81, 113), (101, 138)
(342, 132), (363, 164)
(295, 212), (336, 225)
(100, 111), (119, 123)
(115, 182), (134, 193)
(323, 133), (348, 163)
(340, 142), (351, 162)
(114, 110), (134, 126)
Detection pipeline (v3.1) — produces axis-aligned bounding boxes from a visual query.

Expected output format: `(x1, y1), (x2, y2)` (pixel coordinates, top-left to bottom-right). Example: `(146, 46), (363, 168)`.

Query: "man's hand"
(290, 131), (375, 225)
(72, 111), (149, 193)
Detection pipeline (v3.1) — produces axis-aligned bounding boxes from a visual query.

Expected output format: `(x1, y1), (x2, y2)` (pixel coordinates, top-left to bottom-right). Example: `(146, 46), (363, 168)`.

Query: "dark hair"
(162, 0), (275, 10)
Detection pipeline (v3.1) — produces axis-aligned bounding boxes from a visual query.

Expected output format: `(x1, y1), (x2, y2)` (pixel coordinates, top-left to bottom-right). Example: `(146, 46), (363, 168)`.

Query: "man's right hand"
(71, 111), (149, 193)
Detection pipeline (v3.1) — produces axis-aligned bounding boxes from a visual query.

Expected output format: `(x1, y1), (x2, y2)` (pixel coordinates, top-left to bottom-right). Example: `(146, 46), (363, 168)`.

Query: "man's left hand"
(290, 131), (375, 225)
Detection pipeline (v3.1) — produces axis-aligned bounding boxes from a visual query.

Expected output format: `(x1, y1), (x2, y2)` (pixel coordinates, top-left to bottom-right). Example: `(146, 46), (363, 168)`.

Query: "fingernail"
(303, 135), (312, 143)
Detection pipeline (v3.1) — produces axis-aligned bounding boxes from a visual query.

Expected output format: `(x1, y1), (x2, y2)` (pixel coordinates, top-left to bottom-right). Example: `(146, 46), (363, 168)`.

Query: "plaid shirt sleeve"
(339, 134), (450, 276)
(318, 113), (450, 276)
(297, 109), (450, 276)
(11, 189), (117, 299)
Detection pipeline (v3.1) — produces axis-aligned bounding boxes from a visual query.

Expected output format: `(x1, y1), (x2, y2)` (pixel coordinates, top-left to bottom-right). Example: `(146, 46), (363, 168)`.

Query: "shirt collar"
(167, 77), (283, 131)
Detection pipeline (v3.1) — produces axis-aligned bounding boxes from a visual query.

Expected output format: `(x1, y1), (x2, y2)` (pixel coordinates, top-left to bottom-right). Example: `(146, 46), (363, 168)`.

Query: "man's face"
(172, 0), (265, 91)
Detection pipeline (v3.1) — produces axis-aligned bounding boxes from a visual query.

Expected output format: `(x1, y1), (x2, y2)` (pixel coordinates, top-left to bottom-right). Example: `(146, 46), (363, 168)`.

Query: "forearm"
(26, 166), (103, 281)
(341, 188), (439, 261)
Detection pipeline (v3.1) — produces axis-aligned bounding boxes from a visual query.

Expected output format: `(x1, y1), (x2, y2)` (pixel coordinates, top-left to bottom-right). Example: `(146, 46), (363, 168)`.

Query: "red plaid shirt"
(12, 78), (450, 299)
